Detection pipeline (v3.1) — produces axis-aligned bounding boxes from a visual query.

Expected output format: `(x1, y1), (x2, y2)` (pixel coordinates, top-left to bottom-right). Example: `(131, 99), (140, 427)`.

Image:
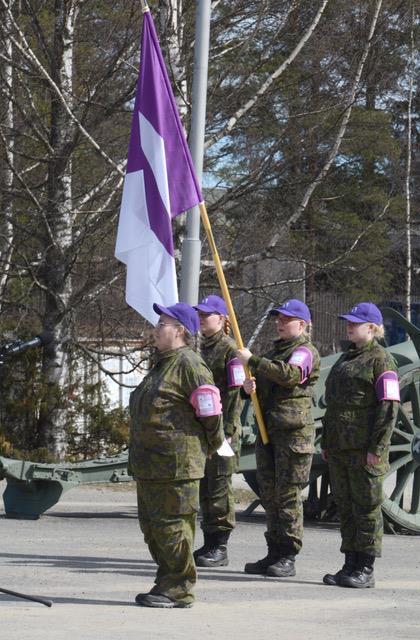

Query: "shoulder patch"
(227, 357), (246, 387)
(375, 370), (400, 402)
(190, 384), (222, 417)
(288, 346), (313, 384)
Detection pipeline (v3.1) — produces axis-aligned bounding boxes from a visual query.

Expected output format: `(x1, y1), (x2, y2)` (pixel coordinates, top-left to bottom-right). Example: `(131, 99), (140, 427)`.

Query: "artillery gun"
(1, 308), (419, 534)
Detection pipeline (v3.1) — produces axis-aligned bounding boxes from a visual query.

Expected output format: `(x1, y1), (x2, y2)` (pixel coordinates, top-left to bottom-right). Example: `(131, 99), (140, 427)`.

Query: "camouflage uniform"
(249, 335), (320, 556)
(129, 346), (224, 606)
(321, 339), (399, 557)
(199, 330), (244, 538)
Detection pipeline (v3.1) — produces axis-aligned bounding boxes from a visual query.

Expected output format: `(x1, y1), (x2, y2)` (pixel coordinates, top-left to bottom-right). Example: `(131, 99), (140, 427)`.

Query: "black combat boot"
(339, 552), (375, 589)
(193, 533), (213, 562)
(135, 592), (192, 608)
(194, 532), (229, 567)
(266, 554), (296, 577)
(323, 551), (358, 586)
(244, 540), (279, 575)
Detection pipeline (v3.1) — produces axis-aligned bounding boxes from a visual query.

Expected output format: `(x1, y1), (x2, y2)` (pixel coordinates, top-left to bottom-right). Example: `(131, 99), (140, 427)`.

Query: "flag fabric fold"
(115, 10), (202, 325)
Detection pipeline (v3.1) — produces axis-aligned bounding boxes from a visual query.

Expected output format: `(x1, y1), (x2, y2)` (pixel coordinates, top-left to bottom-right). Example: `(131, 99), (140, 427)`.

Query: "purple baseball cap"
(153, 302), (200, 334)
(194, 294), (228, 316)
(269, 299), (311, 323)
(339, 302), (383, 325)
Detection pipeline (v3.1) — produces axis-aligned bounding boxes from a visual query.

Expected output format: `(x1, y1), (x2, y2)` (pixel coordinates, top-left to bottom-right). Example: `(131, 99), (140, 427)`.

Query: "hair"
(372, 323), (385, 339)
(223, 316), (231, 336)
(182, 326), (199, 351)
(302, 321), (312, 341)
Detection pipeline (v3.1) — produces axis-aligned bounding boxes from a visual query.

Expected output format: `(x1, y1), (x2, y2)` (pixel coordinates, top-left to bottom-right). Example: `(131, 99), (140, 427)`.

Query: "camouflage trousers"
(328, 453), (385, 557)
(136, 479), (199, 605)
(256, 436), (313, 555)
(199, 449), (239, 537)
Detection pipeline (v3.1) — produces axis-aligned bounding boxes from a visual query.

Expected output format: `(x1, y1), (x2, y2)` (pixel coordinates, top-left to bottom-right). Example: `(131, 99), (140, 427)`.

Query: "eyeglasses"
(274, 316), (299, 324)
(155, 321), (180, 330)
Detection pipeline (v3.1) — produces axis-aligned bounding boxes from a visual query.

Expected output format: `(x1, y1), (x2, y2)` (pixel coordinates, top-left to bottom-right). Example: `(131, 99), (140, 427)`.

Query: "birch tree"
(0, 0), (142, 457)
(0, 0), (15, 309)
(404, 3), (415, 322)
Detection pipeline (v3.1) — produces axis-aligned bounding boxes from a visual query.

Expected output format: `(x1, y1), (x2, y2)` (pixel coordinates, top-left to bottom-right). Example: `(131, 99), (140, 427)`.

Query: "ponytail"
(372, 324), (385, 339)
(302, 322), (312, 341)
(182, 327), (199, 351)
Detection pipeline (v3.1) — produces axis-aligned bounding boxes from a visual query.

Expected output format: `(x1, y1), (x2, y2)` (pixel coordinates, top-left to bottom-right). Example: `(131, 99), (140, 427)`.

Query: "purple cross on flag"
(115, 9), (203, 325)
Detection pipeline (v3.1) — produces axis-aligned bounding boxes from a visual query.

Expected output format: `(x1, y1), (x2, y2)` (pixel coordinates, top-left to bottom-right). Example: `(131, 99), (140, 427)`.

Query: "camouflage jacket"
(248, 335), (320, 449)
(321, 339), (399, 456)
(129, 346), (224, 481)
(200, 330), (244, 441)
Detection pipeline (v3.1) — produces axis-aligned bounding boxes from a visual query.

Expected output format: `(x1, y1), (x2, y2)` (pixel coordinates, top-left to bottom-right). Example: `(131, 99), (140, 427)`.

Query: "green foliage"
(0, 340), (129, 462)
(66, 381), (130, 461)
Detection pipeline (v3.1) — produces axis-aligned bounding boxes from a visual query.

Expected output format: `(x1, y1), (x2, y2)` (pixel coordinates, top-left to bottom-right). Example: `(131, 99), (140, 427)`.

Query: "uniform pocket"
(289, 435), (314, 455)
(288, 451), (313, 484)
(142, 480), (200, 518)
(269, 405), (310, 430)
(142, 430), (187, 479)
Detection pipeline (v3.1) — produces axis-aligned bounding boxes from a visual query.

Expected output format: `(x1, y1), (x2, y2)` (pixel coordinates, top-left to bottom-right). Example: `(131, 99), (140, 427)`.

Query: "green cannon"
(1, 308), (419, 533)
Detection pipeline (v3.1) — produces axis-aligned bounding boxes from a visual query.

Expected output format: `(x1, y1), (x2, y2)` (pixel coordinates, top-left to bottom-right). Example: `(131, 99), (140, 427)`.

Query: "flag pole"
(140, 0), (149, 13)
(199, 202), (269, 445)
(179, 0), (211, 304)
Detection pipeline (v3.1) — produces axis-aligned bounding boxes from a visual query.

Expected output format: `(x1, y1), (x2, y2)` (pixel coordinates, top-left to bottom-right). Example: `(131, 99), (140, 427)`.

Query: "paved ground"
(1, 478), (419, 640)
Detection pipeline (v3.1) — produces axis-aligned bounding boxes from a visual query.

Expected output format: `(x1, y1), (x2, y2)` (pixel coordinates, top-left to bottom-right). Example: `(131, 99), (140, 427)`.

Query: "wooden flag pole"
(199, 202), (269, 445)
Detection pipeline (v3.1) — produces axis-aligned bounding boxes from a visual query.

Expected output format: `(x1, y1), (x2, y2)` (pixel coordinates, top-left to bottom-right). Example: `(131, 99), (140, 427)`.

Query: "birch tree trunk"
(0, 0), (15, 309)
(37, 0), (79, 457)
(158, 0), (188, 120)
(404, 3), (415, 324)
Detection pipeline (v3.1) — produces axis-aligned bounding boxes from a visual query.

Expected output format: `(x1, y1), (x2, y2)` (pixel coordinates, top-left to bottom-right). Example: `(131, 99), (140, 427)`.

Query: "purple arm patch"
(288, 346), (313, 384)
(375, 371), (400, 401)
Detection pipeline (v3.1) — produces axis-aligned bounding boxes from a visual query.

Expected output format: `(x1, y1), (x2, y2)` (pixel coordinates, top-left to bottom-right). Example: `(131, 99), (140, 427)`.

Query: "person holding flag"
(192, 295), (245, 567)
(129, 302), (224, 608)
(236, 299), (320, 578)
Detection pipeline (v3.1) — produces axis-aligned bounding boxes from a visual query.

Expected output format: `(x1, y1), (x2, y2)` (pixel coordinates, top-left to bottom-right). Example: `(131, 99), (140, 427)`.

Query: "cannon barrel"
(1, 308), (419, 532)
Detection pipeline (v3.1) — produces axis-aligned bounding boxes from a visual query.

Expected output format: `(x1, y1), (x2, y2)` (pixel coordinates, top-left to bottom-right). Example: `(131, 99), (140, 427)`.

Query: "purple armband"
(227, 357), (246, 388)
(288, 346), (313, 384)
(190, 385), (222, 417)
(375, 371), (400, 401)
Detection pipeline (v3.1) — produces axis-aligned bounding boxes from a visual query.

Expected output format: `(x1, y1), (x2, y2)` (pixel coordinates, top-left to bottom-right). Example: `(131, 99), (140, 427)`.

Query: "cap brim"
(272, 309), (298, 318)
(339, 314), (365, 323)
(193, 303), (215, 313)
(153, 303), (177, 322)
(269, 308), (303, 319)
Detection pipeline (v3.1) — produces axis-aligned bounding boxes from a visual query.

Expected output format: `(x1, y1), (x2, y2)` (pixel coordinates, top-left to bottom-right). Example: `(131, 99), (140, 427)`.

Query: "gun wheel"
(382, 367), (420, 534)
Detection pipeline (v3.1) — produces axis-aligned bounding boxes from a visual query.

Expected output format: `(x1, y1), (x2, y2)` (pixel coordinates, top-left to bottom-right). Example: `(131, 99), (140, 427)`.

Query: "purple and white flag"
(115, 10), (202, 325)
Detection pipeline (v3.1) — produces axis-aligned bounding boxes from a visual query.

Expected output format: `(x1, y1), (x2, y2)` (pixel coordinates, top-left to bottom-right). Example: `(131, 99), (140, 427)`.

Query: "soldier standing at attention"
(192, 295), (245, 567)
(129, 302), (224, 608)
(321, 302), (400, 589)
(236, 299), (320, 577)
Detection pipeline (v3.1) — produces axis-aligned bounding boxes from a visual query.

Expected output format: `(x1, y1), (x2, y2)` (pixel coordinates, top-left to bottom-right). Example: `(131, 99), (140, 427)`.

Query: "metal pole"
(179, 0), (211, 304)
